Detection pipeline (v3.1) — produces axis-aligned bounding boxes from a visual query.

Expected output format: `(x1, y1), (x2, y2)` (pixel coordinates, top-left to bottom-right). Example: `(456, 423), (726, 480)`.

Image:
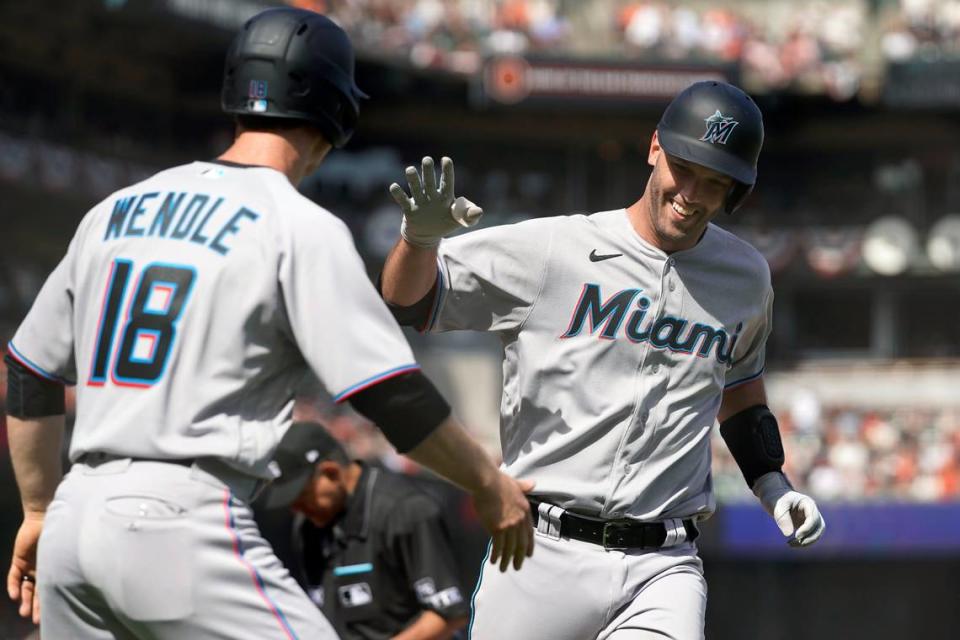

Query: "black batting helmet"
(656, 81), (764, 213)
(221, 8), (367, 148)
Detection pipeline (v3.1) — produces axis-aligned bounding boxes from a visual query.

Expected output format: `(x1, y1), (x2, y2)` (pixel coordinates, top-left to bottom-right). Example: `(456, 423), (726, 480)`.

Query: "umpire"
(258, 422), (469, 640)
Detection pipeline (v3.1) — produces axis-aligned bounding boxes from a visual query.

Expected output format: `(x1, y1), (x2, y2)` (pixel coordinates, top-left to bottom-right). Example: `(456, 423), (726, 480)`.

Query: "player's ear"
(648, 131), (661, 167)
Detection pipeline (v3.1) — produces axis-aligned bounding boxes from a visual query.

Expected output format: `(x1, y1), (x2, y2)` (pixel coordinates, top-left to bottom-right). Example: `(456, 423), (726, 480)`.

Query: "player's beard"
(645, 167), (716, 251)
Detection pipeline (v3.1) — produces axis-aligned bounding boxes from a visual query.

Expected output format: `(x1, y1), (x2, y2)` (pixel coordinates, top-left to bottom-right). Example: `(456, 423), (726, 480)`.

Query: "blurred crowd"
(713, 397), (960, 503)
(284, 0), (960, 99)
(880, 0), (960, 62)
(292, 0), (573, 73)
(615, 1), (866, 100)
(289, 0), (867, 98)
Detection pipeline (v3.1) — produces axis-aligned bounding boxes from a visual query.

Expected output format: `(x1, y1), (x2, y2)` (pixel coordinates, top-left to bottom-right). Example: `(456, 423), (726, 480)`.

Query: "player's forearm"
(7, 415), (65, 514)
(718, 377), (767, 422)
(381, 239), (439, 306)
(391, 610), (466, 640)
(404, 415), (499, 496)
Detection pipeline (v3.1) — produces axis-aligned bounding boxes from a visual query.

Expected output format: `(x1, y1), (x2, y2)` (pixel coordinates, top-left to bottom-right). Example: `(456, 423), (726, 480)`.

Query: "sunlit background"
(2, 1), (960, 637)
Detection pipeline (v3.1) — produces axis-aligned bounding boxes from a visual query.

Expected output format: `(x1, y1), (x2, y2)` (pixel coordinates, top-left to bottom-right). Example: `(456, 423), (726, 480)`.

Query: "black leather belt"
(78, 452), (196, 468)
(531, 500), (699, 550)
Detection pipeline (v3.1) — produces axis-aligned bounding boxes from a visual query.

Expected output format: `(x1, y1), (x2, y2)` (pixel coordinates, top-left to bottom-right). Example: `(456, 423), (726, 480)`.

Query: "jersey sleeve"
(279, 214), (418, 403)
(387, 494), (469, 620)
(725, 286), (773, 389)
(426, 217), (555, 333)
(8, 230), (85, 385)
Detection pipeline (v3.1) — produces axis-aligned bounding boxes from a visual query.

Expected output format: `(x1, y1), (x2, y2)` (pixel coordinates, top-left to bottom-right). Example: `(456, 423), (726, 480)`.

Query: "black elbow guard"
(377, 273), (439, 330)
(719, 404), (785, 488)
(347, 371), (451, 453)
(5, 355), (66, 418)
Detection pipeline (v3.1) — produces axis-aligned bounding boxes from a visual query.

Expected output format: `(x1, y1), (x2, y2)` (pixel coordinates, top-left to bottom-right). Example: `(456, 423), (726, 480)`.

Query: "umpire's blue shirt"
(296, 463), (468, 639)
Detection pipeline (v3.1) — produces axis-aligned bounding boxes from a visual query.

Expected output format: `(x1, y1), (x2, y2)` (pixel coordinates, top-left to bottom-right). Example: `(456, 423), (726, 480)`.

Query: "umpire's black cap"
(257, 421), (349, 510)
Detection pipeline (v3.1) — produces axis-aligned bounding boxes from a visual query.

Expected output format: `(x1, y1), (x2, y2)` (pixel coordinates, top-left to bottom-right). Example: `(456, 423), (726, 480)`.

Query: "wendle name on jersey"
(103, 190), (260, 256)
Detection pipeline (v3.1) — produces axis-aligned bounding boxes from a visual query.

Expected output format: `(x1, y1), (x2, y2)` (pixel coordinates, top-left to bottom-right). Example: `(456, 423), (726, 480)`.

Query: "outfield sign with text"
(480, 57), (732, 107)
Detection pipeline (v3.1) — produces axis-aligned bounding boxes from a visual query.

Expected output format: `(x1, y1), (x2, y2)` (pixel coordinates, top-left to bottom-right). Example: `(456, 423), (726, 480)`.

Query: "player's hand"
(7, 512), (44, 624)
(472, 473), (535, 572)
(753, 472), (825, 547)
(389, 156), (484, 249)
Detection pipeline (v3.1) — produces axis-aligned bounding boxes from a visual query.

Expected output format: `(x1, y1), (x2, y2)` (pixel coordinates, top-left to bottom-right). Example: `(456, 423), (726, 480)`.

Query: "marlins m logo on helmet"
(700, 110), (739, 145)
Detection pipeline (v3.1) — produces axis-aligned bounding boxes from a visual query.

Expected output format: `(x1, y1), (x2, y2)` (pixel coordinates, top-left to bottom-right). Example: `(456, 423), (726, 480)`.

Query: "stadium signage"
(482, 56), (731, 106)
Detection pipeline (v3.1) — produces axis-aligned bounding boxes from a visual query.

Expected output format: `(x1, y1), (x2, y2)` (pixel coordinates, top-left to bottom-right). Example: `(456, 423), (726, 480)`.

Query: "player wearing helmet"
(380, 81), (825, 639)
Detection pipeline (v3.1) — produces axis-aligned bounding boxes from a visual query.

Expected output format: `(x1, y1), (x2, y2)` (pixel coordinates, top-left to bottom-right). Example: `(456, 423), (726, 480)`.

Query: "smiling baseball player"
(380, 81), (825, 639)
(4, 8), (532, 639)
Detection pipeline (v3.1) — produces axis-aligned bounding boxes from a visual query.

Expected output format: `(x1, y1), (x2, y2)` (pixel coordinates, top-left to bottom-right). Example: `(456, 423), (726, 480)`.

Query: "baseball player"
(380, 81), (826, 639)
(4, 8), (532, 639)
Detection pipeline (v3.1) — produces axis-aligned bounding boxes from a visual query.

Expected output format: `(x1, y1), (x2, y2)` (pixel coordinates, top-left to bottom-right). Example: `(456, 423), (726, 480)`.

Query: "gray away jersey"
(10, 161), (417, 477)
(428, 209), (772, 520)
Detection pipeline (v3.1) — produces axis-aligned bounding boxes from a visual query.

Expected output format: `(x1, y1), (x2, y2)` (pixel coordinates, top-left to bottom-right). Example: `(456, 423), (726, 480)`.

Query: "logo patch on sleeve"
(415, 578), (463, 608)
(338, 583), (373, 607)
(428, 587), (464, 608)
(414, 577), (436, 601)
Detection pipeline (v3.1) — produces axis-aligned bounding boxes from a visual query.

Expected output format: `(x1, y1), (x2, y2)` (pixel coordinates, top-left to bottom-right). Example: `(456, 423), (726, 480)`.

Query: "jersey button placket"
(608, 256), (668, 510)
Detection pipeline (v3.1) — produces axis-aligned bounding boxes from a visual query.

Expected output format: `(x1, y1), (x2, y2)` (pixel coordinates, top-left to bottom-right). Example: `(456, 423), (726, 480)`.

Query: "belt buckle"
(601, 521), (632, 550)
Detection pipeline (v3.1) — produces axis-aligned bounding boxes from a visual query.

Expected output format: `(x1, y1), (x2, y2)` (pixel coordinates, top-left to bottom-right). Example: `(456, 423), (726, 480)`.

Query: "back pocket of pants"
(101, 496), (195, 622)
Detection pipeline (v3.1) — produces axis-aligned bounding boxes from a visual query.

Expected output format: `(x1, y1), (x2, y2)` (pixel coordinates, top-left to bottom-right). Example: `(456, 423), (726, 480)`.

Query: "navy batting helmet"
(221, 8), (367, 148)
(656, 81), (764, 213)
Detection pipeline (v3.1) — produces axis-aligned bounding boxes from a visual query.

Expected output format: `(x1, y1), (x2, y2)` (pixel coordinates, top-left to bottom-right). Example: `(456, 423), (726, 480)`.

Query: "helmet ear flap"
(725, 182), (752, 214)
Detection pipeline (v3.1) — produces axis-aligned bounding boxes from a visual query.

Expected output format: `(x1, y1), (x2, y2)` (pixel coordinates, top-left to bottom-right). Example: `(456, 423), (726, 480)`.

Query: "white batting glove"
(389, 156), (484, 249)
(752, 472), (825, 548)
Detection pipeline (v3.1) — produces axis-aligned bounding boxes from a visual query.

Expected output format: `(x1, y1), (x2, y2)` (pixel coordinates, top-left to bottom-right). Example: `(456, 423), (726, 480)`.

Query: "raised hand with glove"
(389, 156), (483, 249)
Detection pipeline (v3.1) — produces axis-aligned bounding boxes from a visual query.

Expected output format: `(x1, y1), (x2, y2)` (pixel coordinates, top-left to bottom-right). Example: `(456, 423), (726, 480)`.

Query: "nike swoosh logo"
(589, 250), (623, 262)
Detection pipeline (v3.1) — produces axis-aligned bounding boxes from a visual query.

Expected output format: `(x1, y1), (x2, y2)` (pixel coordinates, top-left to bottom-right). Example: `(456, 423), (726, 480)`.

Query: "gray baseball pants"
(37, 456), (337, 639)
(469, 528), (706, 639)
